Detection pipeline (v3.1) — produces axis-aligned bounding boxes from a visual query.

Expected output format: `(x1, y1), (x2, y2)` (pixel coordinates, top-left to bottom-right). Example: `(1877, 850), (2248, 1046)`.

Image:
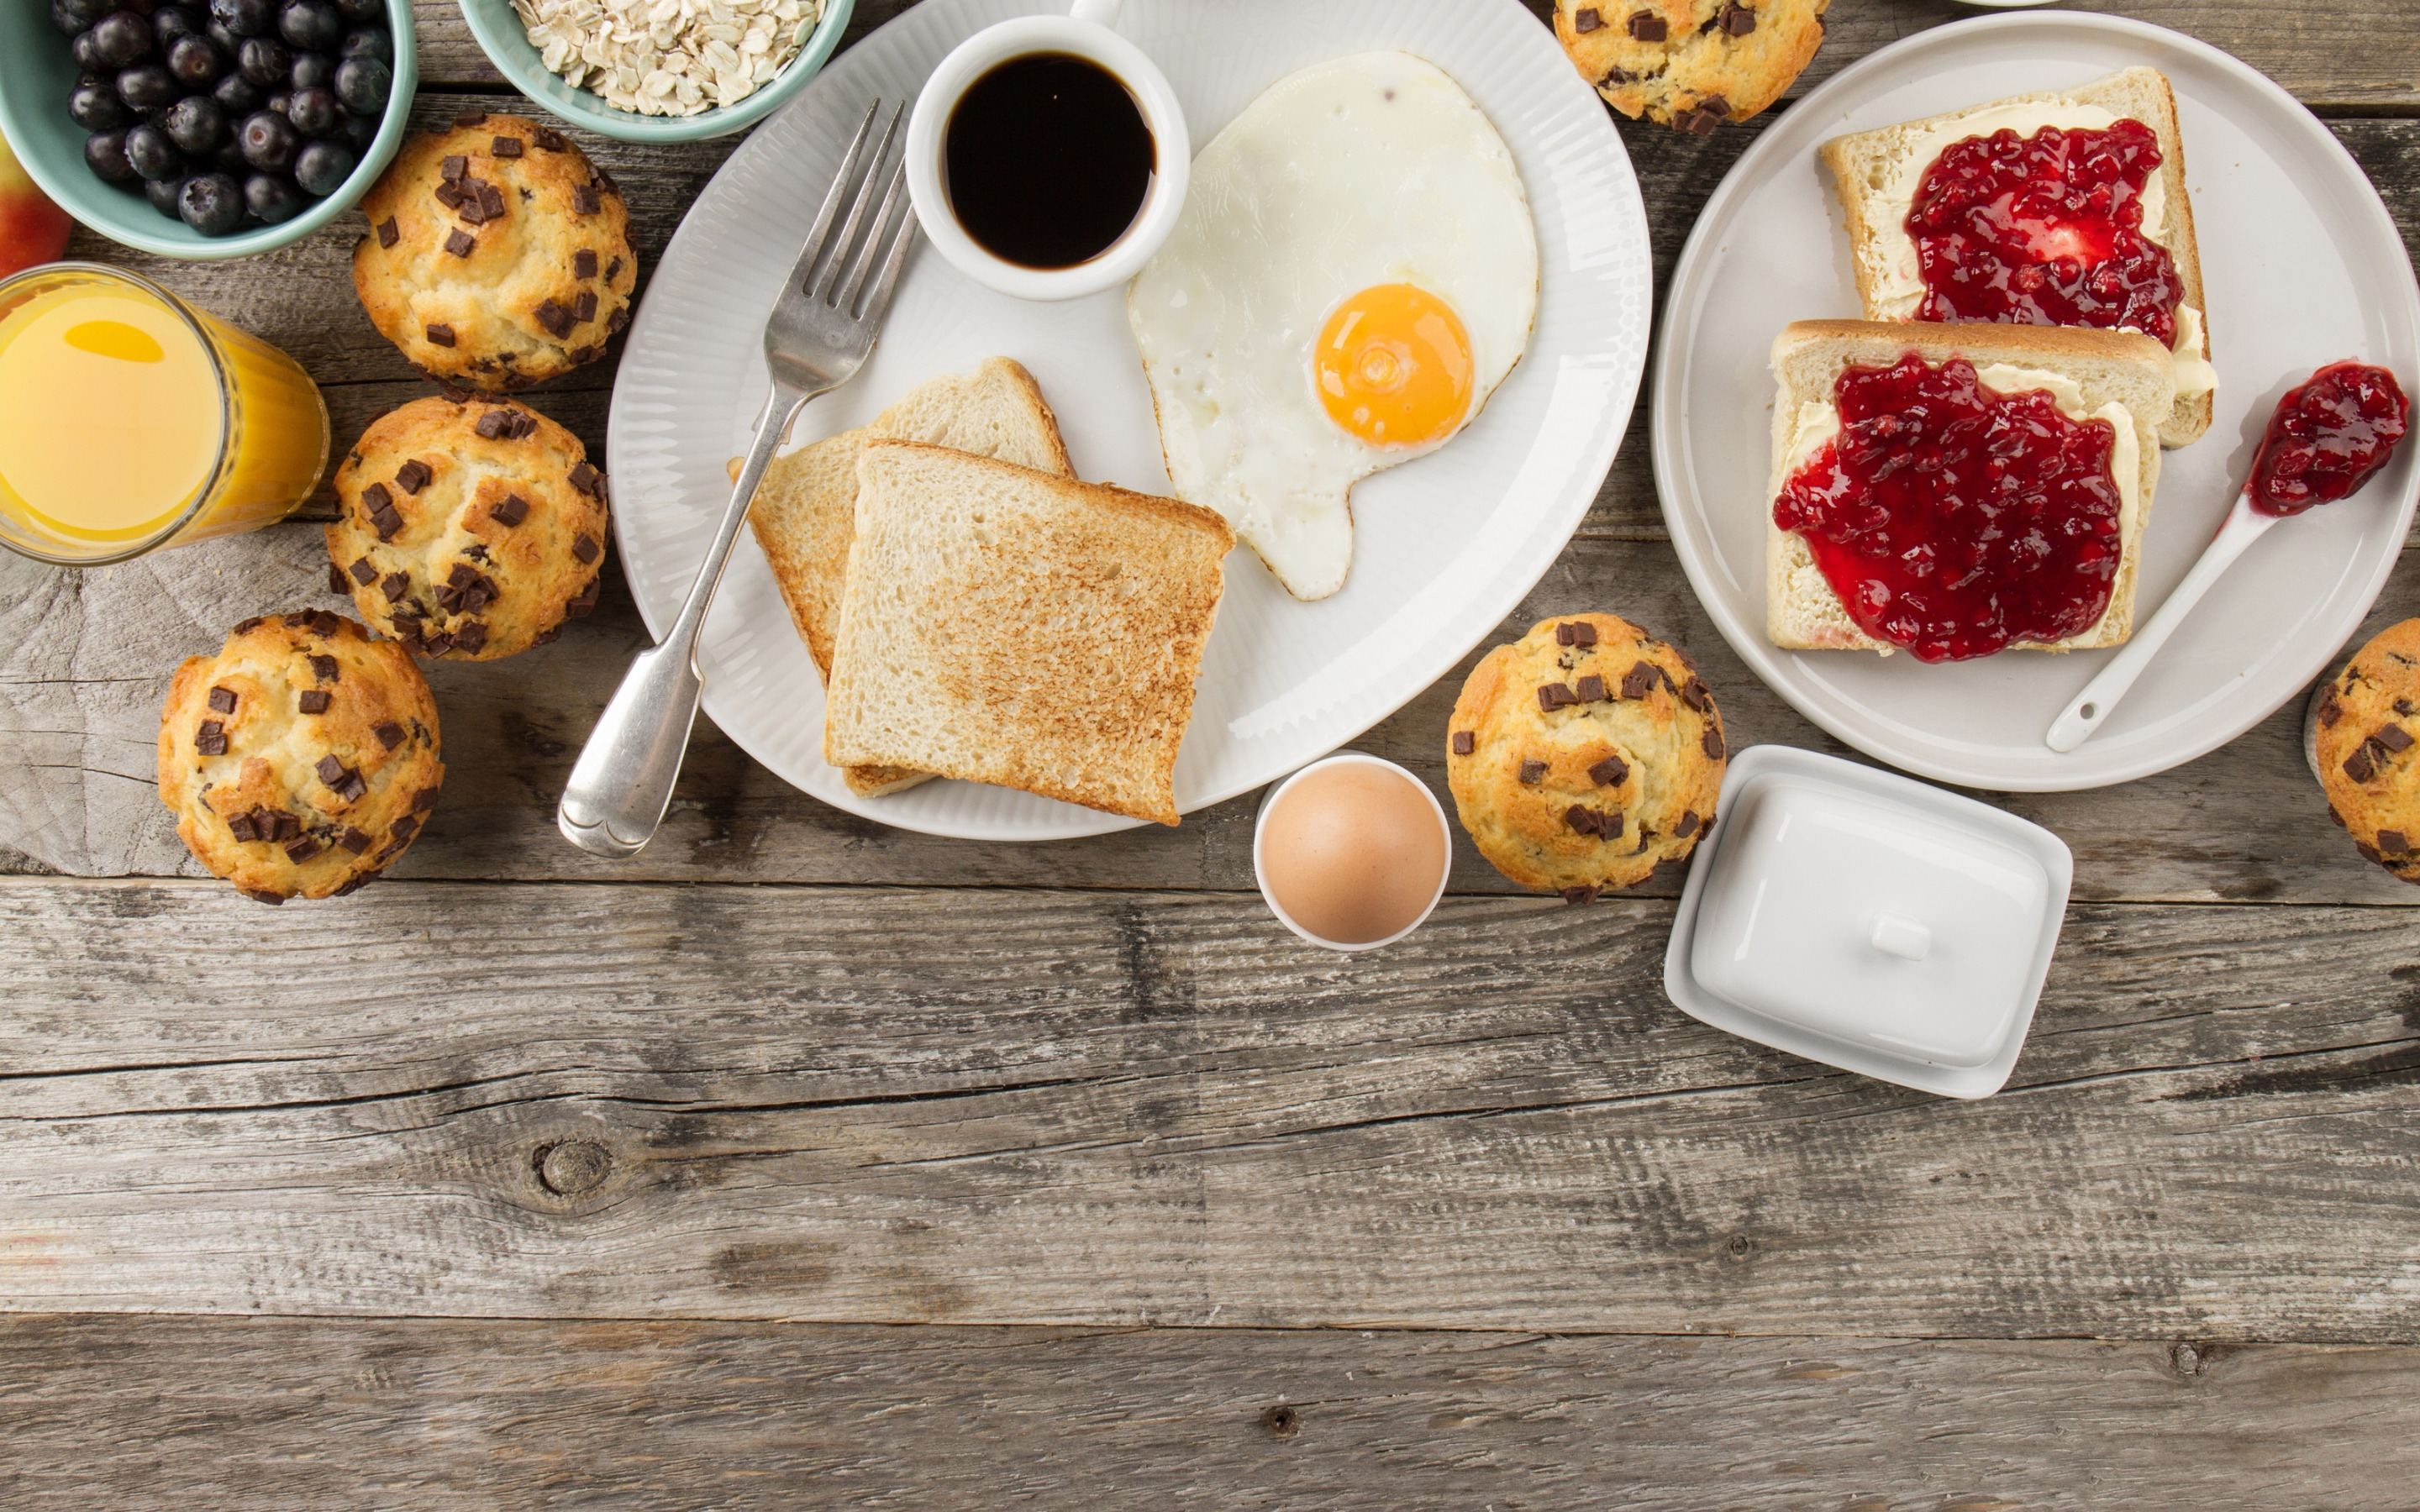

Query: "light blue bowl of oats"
(458, 0), (853, 142)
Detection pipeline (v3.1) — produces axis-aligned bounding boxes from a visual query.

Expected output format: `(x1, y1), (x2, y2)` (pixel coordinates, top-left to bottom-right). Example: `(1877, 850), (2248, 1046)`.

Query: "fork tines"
(798, 100), (918, 321)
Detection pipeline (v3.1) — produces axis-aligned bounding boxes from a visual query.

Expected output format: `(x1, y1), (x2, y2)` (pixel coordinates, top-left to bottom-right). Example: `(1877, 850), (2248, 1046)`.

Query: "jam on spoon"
(1774, 353), (2128, 663)
(2248, 361), (2412, 516)
(2046, 361), (2412, 753)
(1907, 119), (2184, 345)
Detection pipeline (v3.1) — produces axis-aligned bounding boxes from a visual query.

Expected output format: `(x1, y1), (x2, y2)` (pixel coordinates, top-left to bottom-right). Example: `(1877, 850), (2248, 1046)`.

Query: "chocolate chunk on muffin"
(1447, 612), (1727, 899)
(325, 395), (610, 661)
(1553, 0), (1828, 130)
(2316, 618), (2420, 885)
(158, 612), (444, 904)
(352, 112), (638, 391)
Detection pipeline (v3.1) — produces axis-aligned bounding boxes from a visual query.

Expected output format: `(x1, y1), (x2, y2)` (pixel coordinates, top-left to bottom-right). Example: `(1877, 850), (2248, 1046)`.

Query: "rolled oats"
(512, 0), (822, 118)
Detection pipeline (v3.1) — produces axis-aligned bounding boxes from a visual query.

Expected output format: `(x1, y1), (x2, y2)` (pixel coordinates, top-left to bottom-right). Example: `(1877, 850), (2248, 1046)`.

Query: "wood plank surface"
(6, 1315), (2419, 1510)
(7, 0), (2419, 1498)
(5, 879), (2417, 1339)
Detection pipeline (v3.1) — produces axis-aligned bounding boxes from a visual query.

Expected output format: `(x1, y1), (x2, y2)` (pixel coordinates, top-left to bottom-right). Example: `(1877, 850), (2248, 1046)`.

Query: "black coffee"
(944, 51), (1155, 270)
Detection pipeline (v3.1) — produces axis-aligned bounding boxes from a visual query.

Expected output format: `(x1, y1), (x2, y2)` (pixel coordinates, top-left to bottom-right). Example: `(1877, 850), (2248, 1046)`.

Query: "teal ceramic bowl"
(455, 0), (855, 144)
(0, 0), (418, 260)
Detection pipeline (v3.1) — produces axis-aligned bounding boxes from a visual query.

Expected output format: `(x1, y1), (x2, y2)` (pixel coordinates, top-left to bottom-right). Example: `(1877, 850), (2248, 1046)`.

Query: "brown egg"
(1257, 757), (1450, 947)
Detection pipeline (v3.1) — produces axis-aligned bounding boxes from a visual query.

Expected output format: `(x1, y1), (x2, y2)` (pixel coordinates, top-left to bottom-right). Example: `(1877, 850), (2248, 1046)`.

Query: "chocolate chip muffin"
(158, 611), (445, 905)
(1554, 0), (1828, 132)
(324, 395), (610, 661)
(2315, 618), (2420, 885)
(352, 110), (638, 391)
(1447, 612), (1727, 901)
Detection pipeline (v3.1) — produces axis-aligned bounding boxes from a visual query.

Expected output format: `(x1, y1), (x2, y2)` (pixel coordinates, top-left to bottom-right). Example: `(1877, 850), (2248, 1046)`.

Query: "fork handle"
(558, 381), (814, 858)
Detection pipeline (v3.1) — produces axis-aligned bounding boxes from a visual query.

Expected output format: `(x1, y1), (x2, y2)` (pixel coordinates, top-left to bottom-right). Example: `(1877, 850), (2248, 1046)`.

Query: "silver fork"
(558, 100), (919, 858)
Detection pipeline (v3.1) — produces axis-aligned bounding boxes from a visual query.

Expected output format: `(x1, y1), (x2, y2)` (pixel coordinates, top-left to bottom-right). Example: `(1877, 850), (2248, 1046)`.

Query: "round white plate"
(1654, 13), (2420, 793)
(609, 0), (1650, 839)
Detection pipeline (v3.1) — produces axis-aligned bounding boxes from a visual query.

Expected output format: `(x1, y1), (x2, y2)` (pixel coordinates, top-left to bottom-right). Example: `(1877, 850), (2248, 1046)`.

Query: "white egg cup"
(904, 0), (1191, 302)
(1252, 752), (1455, 953)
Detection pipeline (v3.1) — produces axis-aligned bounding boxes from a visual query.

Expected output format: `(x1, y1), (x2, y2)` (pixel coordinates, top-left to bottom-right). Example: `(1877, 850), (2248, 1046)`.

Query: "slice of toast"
(823, 441), (1234, 827)
(1820, 66), (2212, 447)
(1766, 319), (2176, 655)
(744, 358), (1073, 796)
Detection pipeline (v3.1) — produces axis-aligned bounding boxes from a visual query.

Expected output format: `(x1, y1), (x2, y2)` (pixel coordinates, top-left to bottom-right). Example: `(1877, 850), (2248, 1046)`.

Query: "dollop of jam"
(1907, 119), (2184, 348)
(1774, 354), (2126, 663)
(2248, 361), (2410, 517)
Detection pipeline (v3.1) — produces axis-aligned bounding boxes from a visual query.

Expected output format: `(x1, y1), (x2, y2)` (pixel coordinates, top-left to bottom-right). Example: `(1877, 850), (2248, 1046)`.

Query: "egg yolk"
(1313, 283), (1475, 449)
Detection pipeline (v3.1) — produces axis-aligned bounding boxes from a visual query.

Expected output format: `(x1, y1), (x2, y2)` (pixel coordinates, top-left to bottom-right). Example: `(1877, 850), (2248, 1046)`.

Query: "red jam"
(1907, 118), (2184, 348)
(1773, 354), (2126, 663)
(2248, 361), (2410, 517)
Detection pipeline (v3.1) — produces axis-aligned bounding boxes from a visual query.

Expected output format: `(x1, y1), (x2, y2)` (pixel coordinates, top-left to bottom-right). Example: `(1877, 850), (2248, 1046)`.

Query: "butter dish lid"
(1663, 745), (2072, 1099)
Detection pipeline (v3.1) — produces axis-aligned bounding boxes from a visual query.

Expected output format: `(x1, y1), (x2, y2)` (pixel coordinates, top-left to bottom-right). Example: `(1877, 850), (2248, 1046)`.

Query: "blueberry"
(87, 10), (154, 66)
(236, 34), (287, 84)
(245, 171), (303, 221)
(291, 137), (352, 196)
(339, 108), (378, 151)
(284, 84), (337, 136)
(68, 81), (132, 130)
(289, 50), (333, 90)
(178, 171), (246, 234)
(209, 139), (247, 174)
(166, 34), (222, 87)
(151, 4), (199, 45)
(116, 62), (180, 111)
(208, 0), (271, 35)
(329, 0), (380, 18)
(266, 92), (290, 117)
(54, 0), (113, 37)
(203, 15), (240, 54)
(236, 108), (297, 170)
(212, 71), (261, 113)
(162, 94), (225, 154)
(70, 29), (106, 71)
(83, 129), (137, 182)
(145, 173), (189, 216)
(331, 53), (387, 115)
(336, 24), (387, 61)
(124, 122), (182, 179)
(276, 0), (341, 52)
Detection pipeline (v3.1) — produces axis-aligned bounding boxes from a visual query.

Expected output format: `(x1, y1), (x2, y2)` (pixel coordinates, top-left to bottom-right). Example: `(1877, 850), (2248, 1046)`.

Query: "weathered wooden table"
(6, 1), (2419, 1504)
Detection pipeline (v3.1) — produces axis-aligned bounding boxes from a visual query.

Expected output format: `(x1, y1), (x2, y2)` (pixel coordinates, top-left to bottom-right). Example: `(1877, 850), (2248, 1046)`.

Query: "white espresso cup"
(903, 0), (1189, 302)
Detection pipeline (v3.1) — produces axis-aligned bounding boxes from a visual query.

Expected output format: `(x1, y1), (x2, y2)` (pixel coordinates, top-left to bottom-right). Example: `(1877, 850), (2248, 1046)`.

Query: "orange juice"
(0, 264), (329, 564)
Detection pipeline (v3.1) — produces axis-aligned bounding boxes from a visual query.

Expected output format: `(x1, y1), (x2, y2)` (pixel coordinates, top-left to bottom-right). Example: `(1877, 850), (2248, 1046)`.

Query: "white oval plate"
(1654, 13), (2420, 793)
(609, 0), (1650, 839)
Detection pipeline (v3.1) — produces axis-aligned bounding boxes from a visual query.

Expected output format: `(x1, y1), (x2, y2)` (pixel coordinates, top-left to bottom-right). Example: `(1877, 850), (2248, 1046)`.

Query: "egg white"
(1126, 51), (1540, 601)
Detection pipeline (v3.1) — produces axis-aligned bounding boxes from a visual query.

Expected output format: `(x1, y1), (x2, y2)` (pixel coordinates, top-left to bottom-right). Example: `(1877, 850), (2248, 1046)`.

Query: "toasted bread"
(823, 441), (1234, 826)
(1820, 66), (2212, 447)
(1767, 319), (2176, 655)
(743, 357), (1073, 796)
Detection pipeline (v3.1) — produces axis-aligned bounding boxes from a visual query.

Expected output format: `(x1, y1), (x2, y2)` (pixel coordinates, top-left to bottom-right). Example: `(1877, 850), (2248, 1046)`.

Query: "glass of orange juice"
(0, 262), (329, 566)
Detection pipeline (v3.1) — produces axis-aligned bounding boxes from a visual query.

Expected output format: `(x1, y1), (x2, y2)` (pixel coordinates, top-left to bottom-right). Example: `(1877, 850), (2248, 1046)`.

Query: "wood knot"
(2171, 1341), (2204, 1377)
(1260, 1404), (1299, 1439)
(536, 1138), (613, 1196)
(1724, 1231), (1756, 1263)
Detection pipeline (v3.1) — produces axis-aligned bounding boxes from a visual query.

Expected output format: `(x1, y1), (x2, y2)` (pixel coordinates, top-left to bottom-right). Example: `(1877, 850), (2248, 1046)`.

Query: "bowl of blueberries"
(0, 0), (414, 258)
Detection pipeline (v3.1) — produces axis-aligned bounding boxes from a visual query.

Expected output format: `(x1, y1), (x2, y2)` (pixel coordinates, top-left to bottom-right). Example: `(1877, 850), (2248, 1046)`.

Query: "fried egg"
(1126, 51), (1539, 601)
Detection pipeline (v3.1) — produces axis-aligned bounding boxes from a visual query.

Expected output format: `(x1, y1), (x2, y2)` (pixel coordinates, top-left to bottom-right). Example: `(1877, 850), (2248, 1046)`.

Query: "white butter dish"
(1663, 745), (2072, 1099)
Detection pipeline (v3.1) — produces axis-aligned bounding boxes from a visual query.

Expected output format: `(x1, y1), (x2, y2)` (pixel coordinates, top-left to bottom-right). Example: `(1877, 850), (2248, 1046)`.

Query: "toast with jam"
(1821, 67), (2212, 447)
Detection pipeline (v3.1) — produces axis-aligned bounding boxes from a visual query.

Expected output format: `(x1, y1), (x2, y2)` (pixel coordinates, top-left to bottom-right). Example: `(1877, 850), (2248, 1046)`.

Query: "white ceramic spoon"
(2049, 360), (2410, 753)
(2044, 486), (2274, 753)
